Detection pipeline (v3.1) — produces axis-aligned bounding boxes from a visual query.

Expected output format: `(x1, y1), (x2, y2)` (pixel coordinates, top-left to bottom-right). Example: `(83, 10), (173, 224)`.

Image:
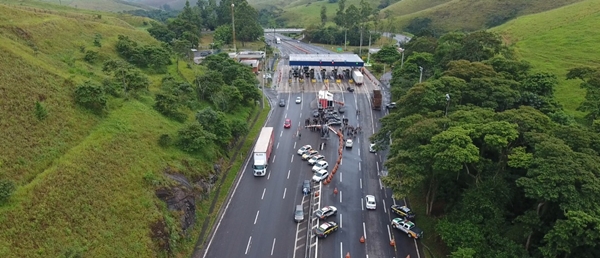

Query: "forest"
(371, 31), (600, 258)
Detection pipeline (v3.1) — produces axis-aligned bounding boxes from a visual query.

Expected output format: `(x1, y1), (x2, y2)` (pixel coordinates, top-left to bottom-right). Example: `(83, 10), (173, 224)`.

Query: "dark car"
(346, 87), (355, 92)
(338, 106), (346, 114)
(302, 180), (311, 194)
(314, 221), (339, 238)
(327, 119), (342, 125)
(391, 205), (416, 221)
(279, 99), (286, 107)
(312, 110), (320, 117)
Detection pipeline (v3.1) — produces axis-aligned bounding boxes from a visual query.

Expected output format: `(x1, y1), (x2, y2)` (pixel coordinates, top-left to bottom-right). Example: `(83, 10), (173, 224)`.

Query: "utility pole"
(344, 28), (347, 51)
(231, 3), (236, 53)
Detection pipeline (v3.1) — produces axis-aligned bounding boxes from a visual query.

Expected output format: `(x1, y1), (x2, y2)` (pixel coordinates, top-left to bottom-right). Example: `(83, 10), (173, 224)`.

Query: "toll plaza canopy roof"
(289, 54), (364, 67)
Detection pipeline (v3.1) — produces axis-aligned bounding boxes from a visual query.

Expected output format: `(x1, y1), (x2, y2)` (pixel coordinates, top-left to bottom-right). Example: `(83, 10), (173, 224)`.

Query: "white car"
(345, 139), (353, 148)
(312, 169), (329, 182)
(365, 195), (376, 210)
(297, 145), (312, 155)
(308, 155), (325, 165)
(369, 143), (376, 153)
(296, 97), (302, 103)
(312, 160), (329, 172)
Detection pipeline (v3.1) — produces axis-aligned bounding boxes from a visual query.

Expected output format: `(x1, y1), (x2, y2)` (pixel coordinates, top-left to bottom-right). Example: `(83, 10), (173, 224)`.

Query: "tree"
(229, 118), (249, 141)
(103, 59), (150, 97)
(320, 5), (327, 26)
(214, 24), (233, 44)
(154, 93), (186, 122)
(195, 107), (232, 147)
(195, 70), (225, 101)
(232, 78), (260, 105)
(74, 81), (107, 114)
(567, 67), (600, 122)
(177, 123), (216, 152)
(372, 45), (400, 65)
(147, 21), (175, 43)
(0, 179), (16, 204)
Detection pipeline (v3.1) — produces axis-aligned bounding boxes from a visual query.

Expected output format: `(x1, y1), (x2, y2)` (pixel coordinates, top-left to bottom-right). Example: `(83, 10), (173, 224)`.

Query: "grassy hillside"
(492, 0), (600, 118)
(280, 0), (363, 27)
(382, 0), (583, 32)
(0, 2), (238, 257)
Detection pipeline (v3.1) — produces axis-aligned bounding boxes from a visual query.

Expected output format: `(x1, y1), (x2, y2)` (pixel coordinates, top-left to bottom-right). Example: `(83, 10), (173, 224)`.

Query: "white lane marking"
(360, 178), (362, 189)
(273, 155), (276, 163)
(358, 149), (360, 156)
(267, 171), (271, 180)
(363, 222), (367, 240)
(245, 236), (252, 254)
(277, 142), (280, 149)
(340, 213), (343, 228)
(280, 131), (283, 137)
(283, 188), (287, 199)
(361, 198), (364, 210)
(393, 199), (397, 206)
(294, 142), (297, 149)
(300, 112), (302, 117)
(383, 199), (387, 213)
(254, 210), (260, 224)
(414, 239), (422, 258)
(339, 190), (342, 203)
(379, 178), (383, 190)
(287, 170), (291, 179)
(340, 172), (342, 183)
(359, 162), (361, 171)
(261, 188), (266, 200)
(340, 157), (342, 165)
(291, 155), (294, 163)
(285, 112), (288, 118)
(298, 121), (301, 127)
(271, 238), (276, 256)
(387, 224), (392, 241)
(340, 242), (343, 258)
(376, 162), (379, 174)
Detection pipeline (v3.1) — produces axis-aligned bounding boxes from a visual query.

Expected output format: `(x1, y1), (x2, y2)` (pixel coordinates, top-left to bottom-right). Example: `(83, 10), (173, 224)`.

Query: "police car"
(314, 221), (339, 238)
(390, 205), (416, 221)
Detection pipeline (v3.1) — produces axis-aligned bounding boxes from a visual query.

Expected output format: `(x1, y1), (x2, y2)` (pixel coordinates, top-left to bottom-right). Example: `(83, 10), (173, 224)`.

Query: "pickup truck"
(391, 218), (423, 239)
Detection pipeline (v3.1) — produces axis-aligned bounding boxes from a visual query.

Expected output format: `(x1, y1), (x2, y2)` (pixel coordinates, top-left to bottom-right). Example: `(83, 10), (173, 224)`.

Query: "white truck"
(391, 218), (424, 239)
(276, 37), (281, 44)
(352, 70), (364, 86)
(253, 127), (274, 176)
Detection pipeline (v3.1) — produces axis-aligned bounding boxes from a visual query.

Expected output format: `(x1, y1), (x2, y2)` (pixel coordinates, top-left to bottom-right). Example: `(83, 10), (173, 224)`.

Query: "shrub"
(0, 179), (16, 204)
(74, 81), (107, 114)
(158, 134), (172, 147)
(34, 101), (48, 121)
(83, 50), (99, 63)
(176, 123), (216, 152)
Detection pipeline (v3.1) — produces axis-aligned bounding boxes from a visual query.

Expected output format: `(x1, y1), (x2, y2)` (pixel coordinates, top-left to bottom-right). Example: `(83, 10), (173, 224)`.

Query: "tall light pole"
(399, 47), (405, 68)
(359, 25), (363, 56)
(419, 66), (423, 83)
(231, 3), (236, 53)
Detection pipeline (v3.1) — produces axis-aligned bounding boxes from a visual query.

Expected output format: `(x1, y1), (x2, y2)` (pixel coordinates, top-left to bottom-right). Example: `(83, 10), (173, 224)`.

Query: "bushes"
(74, 81), (107, 114)
(176, 123), (216, 153)
(0, 179), (15, 204)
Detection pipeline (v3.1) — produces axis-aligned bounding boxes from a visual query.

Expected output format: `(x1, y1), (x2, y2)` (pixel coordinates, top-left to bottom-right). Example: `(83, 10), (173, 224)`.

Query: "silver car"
(295, 205), (304, 222)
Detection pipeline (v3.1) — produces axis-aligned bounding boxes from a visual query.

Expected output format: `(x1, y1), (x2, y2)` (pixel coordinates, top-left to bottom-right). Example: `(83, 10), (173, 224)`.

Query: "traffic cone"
(345, 252), (350, 258)
(390, 239), (395, 246)
(360, 236), (365, 243)
(334, 188), (338, 195)
(323, 179), (329, 185)
(315, 191), (319, 197)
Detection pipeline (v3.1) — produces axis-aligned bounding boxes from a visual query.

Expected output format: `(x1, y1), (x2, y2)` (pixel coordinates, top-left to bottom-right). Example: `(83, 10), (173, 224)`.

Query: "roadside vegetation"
(0, 0), (268, 257)
(373, 27), (600, 258)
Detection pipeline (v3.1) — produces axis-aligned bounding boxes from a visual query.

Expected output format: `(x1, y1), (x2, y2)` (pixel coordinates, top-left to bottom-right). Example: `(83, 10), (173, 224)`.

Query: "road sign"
(337, 48), (342, 52)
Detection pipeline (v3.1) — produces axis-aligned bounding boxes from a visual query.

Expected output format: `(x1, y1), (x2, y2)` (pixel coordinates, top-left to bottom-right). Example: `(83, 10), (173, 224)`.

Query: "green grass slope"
(280, 0), (363, 27)
(37, 0), (151, 11)
(0, 3), (199, 257)
(384, 0), (583, 32)
(492, 0), (600, 118)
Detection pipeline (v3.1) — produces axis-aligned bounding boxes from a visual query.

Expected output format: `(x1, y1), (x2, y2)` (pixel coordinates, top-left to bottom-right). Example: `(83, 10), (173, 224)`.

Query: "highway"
(200, 33), (422, 258)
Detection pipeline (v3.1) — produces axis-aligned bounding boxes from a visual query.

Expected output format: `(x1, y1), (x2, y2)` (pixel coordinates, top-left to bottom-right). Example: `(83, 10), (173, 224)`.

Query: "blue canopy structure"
(289, 54), (364, 67)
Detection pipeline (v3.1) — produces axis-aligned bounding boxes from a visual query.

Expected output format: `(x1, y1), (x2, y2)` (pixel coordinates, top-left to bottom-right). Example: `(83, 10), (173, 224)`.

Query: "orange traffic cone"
(390, 239), (395, 246)
(334, 188), (338, 195)
(360, 236), (365, 243)
(315, 191), (319, 197)
(345, 252), (350, 258)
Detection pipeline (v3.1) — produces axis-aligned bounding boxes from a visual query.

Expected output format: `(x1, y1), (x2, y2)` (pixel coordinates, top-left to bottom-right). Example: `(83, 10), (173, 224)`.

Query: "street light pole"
(231, 3), (236, 53)
(419, 66), (423, 83)
(359, 25), (363, 56)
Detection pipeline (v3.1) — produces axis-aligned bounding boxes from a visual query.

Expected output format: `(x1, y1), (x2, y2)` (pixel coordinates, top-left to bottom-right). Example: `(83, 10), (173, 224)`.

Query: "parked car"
(297, 145), (312, 155)
(312, 110), (320, 117)
(312, 161), (329, 172)
(308, 155), (325, 165)
(302, 150), (319, 160)
(338, 106), (346, 113)
(312, 169), (329, 182)
(314, 206), (338, 219)
(390, 205), (416, 221)
(295, 205), (304, 222)
(302, 180), (311, 194)
(386, 102), (397, 109)
(346, 87), (355, 92)
(328, 119), (342, 125)
(369, 143), (376, 153)
(314, 221), (339, 238)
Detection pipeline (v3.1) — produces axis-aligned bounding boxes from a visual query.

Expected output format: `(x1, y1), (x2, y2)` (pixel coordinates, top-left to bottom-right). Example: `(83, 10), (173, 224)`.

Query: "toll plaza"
(283, 54), (366, 93)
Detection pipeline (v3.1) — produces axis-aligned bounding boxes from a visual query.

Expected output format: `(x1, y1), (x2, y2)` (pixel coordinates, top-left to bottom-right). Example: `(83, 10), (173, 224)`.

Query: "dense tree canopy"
(373, 30), (600, 258)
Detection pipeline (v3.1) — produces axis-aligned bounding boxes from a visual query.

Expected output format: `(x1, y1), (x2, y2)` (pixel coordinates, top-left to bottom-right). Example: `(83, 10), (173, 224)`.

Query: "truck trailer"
(352, 70), (364, 86)
(372, 90), (382, 110)
(253, 127), (274, 176)
(276, 37), (281, 44)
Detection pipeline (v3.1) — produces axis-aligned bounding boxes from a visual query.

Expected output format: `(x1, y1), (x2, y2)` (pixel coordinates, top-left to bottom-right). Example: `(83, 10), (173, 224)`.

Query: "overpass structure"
(289, 54), (364, 67)
(264, 28), (305, 34)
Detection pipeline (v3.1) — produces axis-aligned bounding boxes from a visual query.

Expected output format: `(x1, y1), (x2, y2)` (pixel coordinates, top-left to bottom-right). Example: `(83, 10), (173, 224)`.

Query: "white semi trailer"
(352, 70), (364, 86)
(253, 127), (274, 176)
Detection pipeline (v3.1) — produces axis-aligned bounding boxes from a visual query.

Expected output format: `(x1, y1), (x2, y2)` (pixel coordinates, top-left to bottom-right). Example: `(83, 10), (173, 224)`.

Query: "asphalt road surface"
(200, 34), (422, 258)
